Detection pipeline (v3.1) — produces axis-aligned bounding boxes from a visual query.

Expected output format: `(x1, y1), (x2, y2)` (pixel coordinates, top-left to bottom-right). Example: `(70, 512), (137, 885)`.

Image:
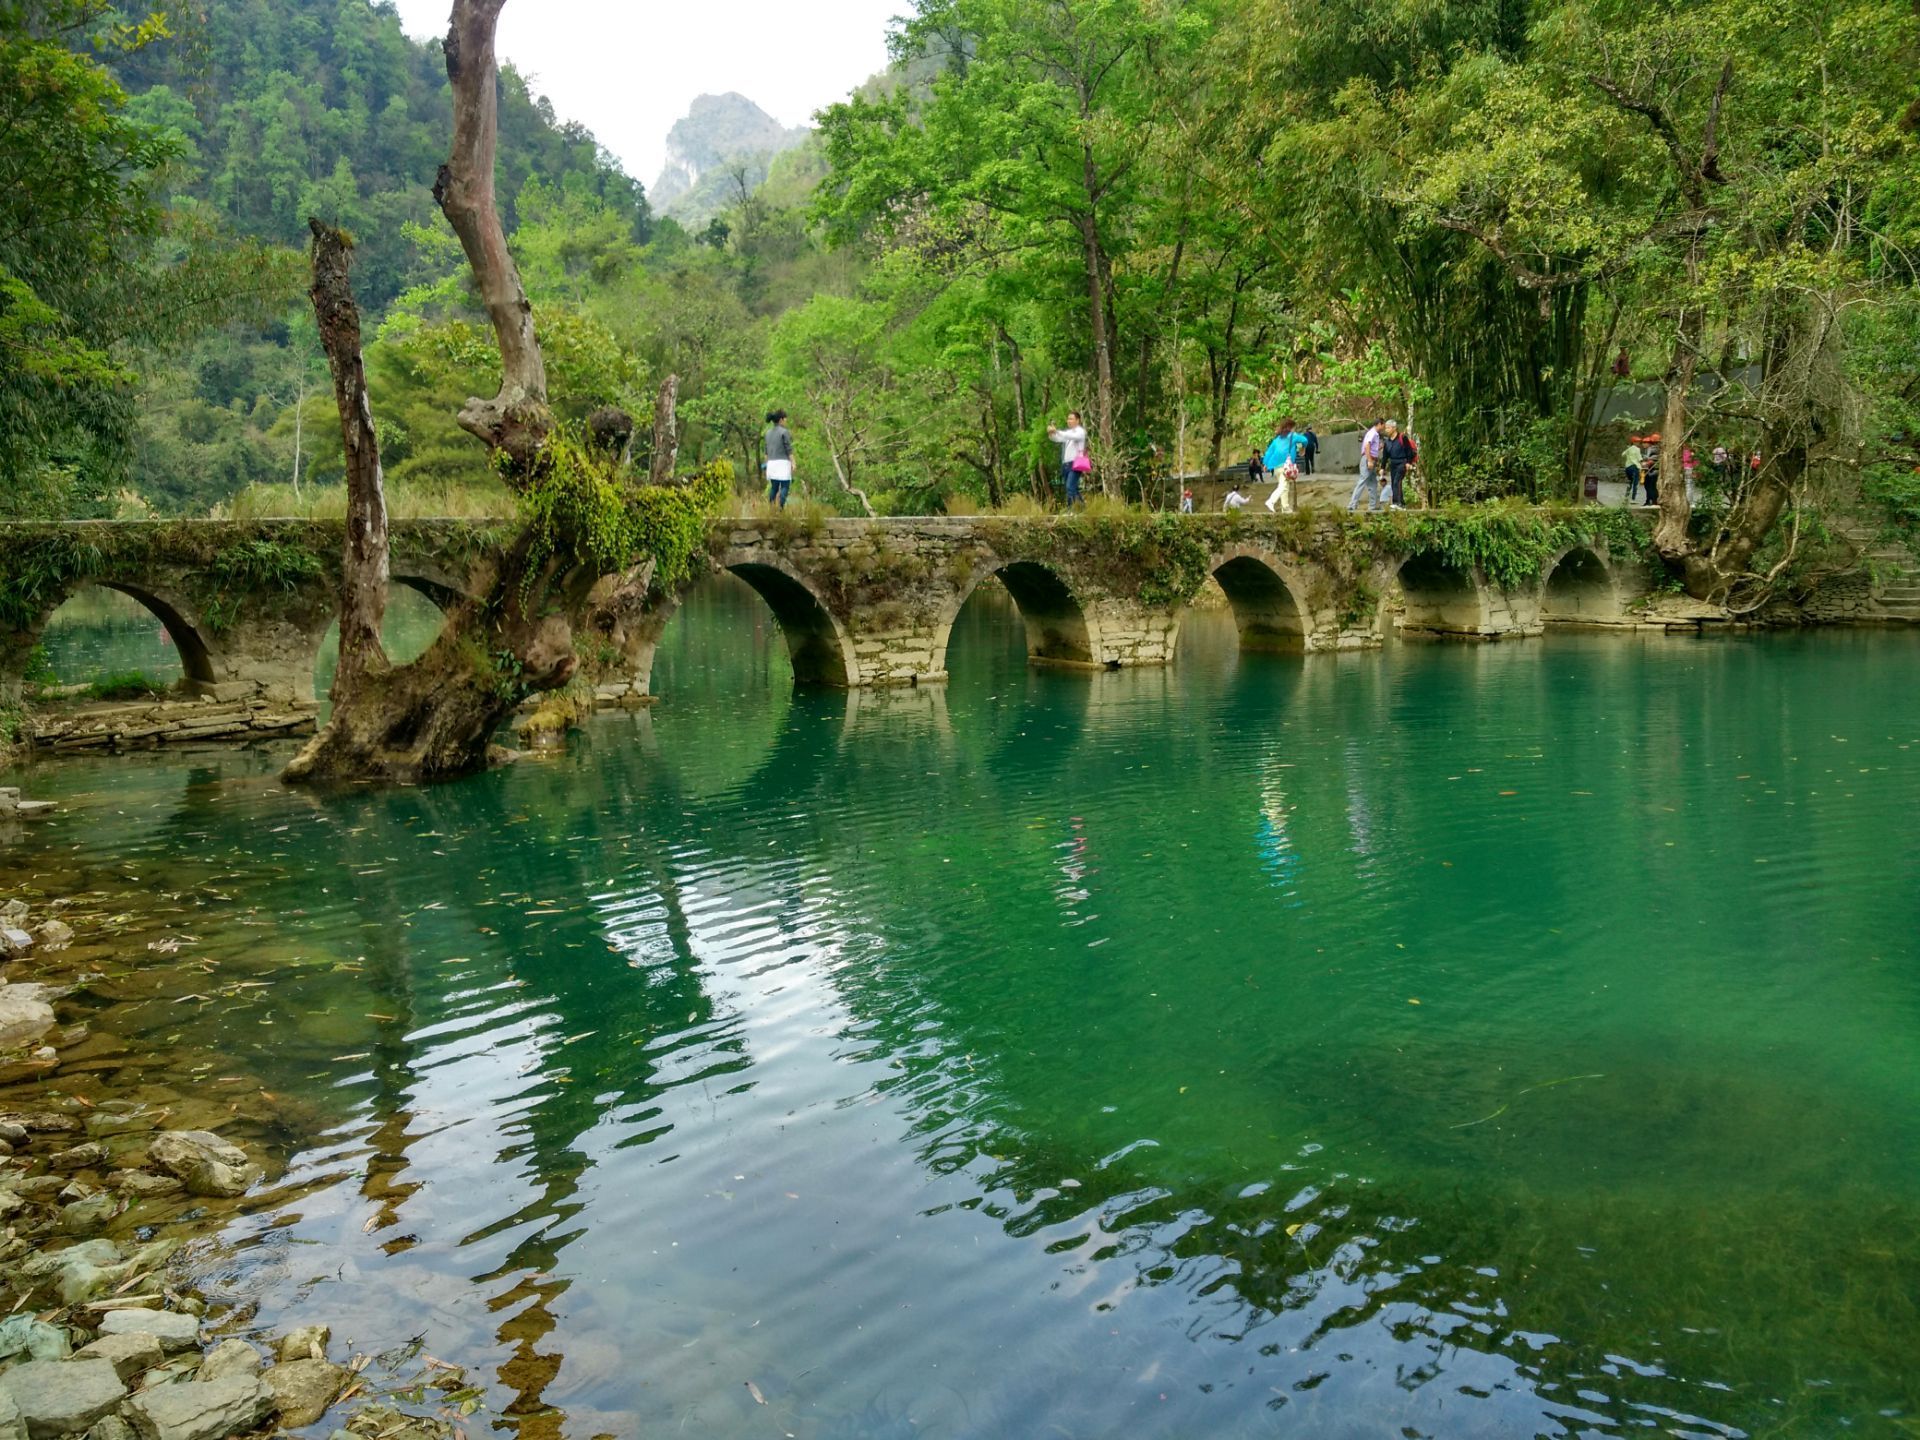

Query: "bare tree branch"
(434, 0), (549, 472)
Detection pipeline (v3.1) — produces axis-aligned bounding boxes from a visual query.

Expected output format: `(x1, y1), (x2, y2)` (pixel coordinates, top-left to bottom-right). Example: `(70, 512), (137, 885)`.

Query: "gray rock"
(142, 1133), (256, 1200)
(0, 987), (54, 1050)
(55, 1194), (119, 1237)
(0, 1385), (22, 1440)
(49, 1144), (109, 1173)
(31, 922), (72, 951)
(104, 1174), (181, 1200)
(122, 1375), (270, 1440)
(190, 1341), (259, 1385)
(74, 1333), (164, 1384)
(0, 931), (32, 960)
(271, 1326), (330, 1365)
(0, 901), (24, 922)
(95, 1313), (199, 1356)
(83, 1418), (132, 1440)
(56, 1261), (136, 1309)
(0, 1123), (25, 1144)
(0, 1318), (70, 1365)
(0, 1359), (127, 1440)
(261, 1360), (346, 1429)
(18, 1241), (119, 1281)
(83, 1113), (154, 1141)
(10, 1178), (65, 1204)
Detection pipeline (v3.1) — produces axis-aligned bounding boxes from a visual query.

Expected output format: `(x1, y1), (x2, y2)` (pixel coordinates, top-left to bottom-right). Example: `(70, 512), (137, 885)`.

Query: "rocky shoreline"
(0, 899), (478, 1440)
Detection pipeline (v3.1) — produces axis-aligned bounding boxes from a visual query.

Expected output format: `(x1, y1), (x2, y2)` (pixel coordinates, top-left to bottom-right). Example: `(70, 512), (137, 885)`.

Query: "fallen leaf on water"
(746, 1381), (767, 1405)
(1408, 999), (1422, 1006)
(1286, 1224), (1303, 1238)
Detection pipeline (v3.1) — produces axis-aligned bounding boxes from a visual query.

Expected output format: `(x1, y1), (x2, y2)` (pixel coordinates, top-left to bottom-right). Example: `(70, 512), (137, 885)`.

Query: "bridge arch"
(1540, 545), (1621, 623)
(31, 580), (221, 692)
(724, 561), (859, 687)
(1206, 548), (1312, 652)
(1388, 550), (1491, 638)
(935, 559), (1096, 675)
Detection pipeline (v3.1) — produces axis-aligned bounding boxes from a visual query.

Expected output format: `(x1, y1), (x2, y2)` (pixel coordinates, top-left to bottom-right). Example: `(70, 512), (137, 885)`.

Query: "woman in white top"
(1048, 412), (1089, 506)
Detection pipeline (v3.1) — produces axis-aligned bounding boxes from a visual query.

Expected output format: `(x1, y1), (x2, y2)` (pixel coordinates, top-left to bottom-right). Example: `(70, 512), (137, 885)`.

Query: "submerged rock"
(122, 1375), (270, 1440)
(55, 1194), (120, 1237)
(32, 921), (73, 951)
(0, 1359), (127, 1440)
(262, 1359), (347, 1428)
(104, 1174), (181, 1200)
(0, 987), (54, 1050)
(48, 1144), (108, 1173)
(272, 1326), (330, 1364)
(143, 1133), (256, 1200)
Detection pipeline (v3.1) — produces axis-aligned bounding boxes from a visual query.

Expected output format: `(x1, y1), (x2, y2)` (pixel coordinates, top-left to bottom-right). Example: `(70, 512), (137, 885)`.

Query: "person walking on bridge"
(764, 410), (796, 509)
(1382, 421), (1417, 509)
(1349, 419), (1387, 513)
(1048, 412), (1090, 507)
(1263, 419), (1307, 513)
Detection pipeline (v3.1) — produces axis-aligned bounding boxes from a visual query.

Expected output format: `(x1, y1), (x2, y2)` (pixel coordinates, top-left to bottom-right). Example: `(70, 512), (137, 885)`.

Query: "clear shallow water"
(5, 581), (1918, 1440)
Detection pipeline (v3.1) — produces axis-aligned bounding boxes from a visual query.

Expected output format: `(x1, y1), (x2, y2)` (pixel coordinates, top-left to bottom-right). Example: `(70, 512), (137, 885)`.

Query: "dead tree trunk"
(283, 0), (585, 787)
(648, 374), (680, 486)
(434, 0), (550, 473)
(306, 220), (389, 706)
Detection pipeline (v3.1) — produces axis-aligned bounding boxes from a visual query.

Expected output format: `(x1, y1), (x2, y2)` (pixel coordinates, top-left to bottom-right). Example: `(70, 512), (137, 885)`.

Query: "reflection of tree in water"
(84, 631), (1920, 1437)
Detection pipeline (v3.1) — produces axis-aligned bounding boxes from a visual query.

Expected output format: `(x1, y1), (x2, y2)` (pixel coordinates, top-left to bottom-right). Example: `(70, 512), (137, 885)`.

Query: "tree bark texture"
(648, 373), (680, 486)
(284, 540), (584, 786)
(306, 219), (389, 706)
(435, 0), (550, 472)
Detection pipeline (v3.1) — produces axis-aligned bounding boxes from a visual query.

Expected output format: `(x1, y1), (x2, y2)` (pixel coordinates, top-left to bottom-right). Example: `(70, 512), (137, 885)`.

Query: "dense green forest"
(4, 0), (1917, 594)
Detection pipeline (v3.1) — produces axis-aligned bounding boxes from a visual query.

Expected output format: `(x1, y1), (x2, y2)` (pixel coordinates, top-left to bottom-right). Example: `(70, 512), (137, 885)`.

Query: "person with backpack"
(1048, 412), (1090, 507)
(1382, 422), (1418, 508)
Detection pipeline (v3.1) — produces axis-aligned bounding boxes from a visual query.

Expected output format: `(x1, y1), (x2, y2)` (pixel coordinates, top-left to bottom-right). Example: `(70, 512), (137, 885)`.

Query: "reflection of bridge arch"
(1540, 545), (1622, 624)
(1206, 548), (1314, 653)
(936, 560), (1097, 675)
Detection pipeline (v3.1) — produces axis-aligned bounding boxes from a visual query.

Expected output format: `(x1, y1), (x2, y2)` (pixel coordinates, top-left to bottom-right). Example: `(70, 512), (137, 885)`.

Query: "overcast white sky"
(390, 0), (906, 190)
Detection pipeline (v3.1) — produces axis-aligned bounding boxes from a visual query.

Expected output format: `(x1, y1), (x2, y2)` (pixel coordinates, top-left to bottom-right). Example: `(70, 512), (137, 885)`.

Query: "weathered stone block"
(123, 1375), (271, 1440)
(0, 1360), (127, 1440)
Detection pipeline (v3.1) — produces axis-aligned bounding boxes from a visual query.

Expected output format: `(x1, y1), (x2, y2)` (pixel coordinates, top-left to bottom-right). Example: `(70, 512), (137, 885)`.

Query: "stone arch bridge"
(0, 515), (1655, 712)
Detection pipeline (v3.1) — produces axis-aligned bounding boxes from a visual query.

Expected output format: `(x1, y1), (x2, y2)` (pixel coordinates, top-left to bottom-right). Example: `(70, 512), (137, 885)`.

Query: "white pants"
(1265, 477), (1293, 513)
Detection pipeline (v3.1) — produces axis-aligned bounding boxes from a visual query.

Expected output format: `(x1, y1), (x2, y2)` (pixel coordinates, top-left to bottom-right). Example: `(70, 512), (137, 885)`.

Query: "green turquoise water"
(34, 582), (447, 697)
(5, 580), (1918, 1439)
